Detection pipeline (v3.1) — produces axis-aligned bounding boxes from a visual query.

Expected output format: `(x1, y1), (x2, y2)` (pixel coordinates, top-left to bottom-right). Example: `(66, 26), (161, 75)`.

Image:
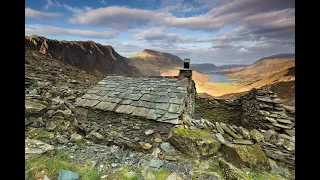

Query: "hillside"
(128, 49), (183, 76)
(190, 63), (218, 73)
(227, 58), (295, 84)
(25, 35), (141, 78)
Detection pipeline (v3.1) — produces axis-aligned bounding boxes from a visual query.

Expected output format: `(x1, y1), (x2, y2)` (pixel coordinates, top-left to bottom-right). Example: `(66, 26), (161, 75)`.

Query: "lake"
(207, 73), (235, 82)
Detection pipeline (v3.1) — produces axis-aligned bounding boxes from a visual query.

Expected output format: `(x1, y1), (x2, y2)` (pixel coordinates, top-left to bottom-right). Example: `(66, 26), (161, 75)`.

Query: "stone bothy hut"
(74, 66), (196, 150)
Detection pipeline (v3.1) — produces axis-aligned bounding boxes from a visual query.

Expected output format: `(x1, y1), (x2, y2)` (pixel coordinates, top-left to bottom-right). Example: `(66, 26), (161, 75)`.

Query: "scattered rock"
(154, 137), (163, 143)
(58, 137), (69, 144)
(263, 129), (275, 142)
(149, 159), (164, 168)
(124, 172), (138, 179)
(215, 133), (226, 144)
(139, 142), (153, 150)
(250, 129), (265, 142)
(238, 127), (251, 139)
(166, 172), (183, 180)
(195, 172), (223, 180)
(283, 141), (295, 151)
(145, 129), (155, 135)
(268, 159), (283, 175)
(70, 133), (83, 143)
(220, 123), (242, 140)
(232, 140), (254, 145)
(25, 99), (47, 115)
(45, 121), (57, 131)
(168, 128), (221, 157)
(215, 122), (225, 134)
(58, 170), (80, 180)
(25, 138), (55, 156)
(160, 142), (176, 152)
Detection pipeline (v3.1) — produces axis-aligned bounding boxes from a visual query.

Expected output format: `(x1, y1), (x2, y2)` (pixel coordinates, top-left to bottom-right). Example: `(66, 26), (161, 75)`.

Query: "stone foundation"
(76, 107), (173, 151)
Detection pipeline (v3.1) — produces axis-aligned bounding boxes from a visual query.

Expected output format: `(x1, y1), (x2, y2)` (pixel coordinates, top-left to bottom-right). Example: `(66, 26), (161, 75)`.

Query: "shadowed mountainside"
(25, 35), (141, 78)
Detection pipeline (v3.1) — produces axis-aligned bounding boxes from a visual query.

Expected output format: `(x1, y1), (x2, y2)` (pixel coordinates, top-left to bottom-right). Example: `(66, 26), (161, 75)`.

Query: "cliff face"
(25, 35), (141, 78)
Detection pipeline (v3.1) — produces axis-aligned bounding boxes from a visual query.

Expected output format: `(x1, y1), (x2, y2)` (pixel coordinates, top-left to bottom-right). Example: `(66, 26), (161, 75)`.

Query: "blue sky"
(25, 0), (295, 65)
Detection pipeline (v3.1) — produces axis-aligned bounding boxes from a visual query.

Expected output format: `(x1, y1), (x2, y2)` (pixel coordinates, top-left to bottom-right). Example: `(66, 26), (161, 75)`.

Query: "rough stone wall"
(184, 79), (196, 119)
(240, 88), (295, 133)
(76, 107), (173, 151)
(195, 97), (243, 125)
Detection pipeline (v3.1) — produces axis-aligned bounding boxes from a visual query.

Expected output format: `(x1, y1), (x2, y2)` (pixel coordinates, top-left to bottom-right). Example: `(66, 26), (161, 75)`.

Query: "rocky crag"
(25, 49), (294, 179)
(25, 36), (141, 78)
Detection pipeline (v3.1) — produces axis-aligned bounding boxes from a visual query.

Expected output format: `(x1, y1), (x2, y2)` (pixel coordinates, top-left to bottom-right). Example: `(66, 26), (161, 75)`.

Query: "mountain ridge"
(25, 35), (141, 78)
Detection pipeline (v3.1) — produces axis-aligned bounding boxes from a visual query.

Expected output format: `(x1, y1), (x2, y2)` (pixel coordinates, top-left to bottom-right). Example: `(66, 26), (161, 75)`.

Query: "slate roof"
(74, 76), (189, 124)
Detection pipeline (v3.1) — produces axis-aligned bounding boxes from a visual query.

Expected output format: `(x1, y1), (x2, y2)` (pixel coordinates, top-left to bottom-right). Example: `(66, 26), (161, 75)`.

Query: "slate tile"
(131, 100), (146, 107)
(119, 99), (133, 105)
(115, 105), (136, 114)
(87, 89), (100, 94)
(169, 98), (184, 104)
(147, 109), (157, 120)
(155, 103), (169, 111)
(132, 107), (151, 117)
(141, 94), (157, 102)
(145, 102), (156, 109)
(157, 95), (169, 103)
(82, 94), (100, 100)
(168, 104), (183, 113)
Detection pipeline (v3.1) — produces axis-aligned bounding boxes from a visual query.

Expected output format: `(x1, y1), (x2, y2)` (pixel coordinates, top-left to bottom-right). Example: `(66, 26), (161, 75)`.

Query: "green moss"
(248, 167), (286, 180)
(76, 139), (87, 148)
(174, 128), (212, 141)
(27, 117), (44, 123)
(152, 169), (169, 180)
(191, 163), (224, 179)
(26, 128), (55, 142)
(25, 151), (100, 180)
(119, 166), (139, 180)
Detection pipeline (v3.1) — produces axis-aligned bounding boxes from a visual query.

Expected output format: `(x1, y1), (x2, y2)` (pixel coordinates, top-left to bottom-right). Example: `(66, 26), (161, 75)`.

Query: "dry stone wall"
(240, 88), (295, 134)
(76, 107), (173, 151)
(195, 97), (243, 125)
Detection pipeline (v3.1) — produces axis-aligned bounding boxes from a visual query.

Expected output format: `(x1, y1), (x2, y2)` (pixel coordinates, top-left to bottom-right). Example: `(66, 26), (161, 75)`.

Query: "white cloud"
(25, 24), (118, 39)
(25, 7), (61, 20)
(44, 0), (55, 10)
(68, 0), (294, 31)
(132, 27), (179, 42)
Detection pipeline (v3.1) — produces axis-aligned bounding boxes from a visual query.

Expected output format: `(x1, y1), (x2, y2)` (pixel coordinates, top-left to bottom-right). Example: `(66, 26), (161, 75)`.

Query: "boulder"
(25, 99), (47, 115)
(70, 133), (83, 142)
(25, 138), (55, 157)
(221, 144), (268, 168)
(250, 129), (265, 142)
(218, 158), (252, 180)
(58, 170), (80, 180)
(168, 128), (221, 157)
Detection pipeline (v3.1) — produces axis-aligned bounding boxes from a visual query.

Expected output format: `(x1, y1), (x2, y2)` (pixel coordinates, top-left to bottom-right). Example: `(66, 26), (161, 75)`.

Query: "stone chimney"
(178, 58), (192, 80)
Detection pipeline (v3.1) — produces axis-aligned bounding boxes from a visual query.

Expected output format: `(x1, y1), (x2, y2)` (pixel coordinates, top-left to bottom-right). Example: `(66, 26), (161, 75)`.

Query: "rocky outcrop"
(168, 128), (221, 157)
(25, 35), (141, 78)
